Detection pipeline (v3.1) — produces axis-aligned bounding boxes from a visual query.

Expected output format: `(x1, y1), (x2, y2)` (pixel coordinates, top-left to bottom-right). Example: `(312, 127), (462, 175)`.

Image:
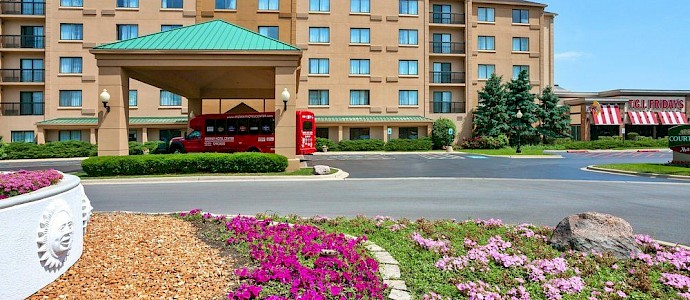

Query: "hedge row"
(128, 141), (168, 155)
(316, 137), (432, 152)
(81, 153), (288, 177)
(1, 141), (97, 160)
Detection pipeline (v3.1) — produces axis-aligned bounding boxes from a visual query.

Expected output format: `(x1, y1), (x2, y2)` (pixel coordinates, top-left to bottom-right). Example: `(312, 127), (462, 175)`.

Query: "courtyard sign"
(669, 125), (690, 164)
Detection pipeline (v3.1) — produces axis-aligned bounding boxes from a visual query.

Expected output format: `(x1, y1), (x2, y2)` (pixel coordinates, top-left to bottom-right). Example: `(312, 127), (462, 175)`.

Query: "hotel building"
(0, 0), (554, 144)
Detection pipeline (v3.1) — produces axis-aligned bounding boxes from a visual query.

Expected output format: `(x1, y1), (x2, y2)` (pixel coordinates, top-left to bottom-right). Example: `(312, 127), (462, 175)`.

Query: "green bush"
(431, 118), (457, 149)
(384, 138), (433, 151)
(316, 138), (338, 152)
(459, 135), (508, 149)
(336, 139), (385, 151)
(129, 142), (146, 155)
(81, 153), (288, 177)
(626, 132), (640, 141)
(3, 141), (97, 160)
(144, 141), (168, 154)
(0, 141), (6, 160)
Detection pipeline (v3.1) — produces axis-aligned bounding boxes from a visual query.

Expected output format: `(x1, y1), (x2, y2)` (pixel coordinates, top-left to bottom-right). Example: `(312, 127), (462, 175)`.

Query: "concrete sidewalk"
(0, 157), (88, 164)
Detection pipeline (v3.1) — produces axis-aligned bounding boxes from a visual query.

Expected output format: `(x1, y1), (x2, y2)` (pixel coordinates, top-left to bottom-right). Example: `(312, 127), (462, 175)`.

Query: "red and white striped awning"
(658, 111), (688, 125)
(592, 105), (621, 125)
(627, 111), (658, 125)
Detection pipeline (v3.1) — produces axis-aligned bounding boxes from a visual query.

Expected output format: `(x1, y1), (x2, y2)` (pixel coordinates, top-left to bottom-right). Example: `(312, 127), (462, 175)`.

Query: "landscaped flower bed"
(277, 215), (690, 300)
(179, 209), (387, 299)
(0, 169), (63, 200)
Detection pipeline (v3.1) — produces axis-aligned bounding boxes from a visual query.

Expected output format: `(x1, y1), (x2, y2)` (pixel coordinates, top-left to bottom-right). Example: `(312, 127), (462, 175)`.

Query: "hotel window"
(399, 127), (418, 139)
(161, 0), (182, 8)
(129, 129), (138, 142)
(59, 90), (82, 107)
(258, 26), (279, 39)
(60, 24), (83, 40)
(478, 64), (495, 79)
(512, 37), (529, 51)
(159, 129), (181, 142)
(129, 90), (138, 107)
(399, 90), (418, 106)
(309, 58), (329, 74)
(316, 128), (329, 139)
(215, 0), (236, 9)
(399, 29), (418, 45)
(350, 28), (370, 44)
(350, 128), (370, 140)
(117, 24), (138, 40)
(161, 24), (182, 31)
(350, 0), (369, 13)
(117, 0), (138, 8)
(512, 65), (529, 79)
(309, 27), (330, 43)
(398, 60), (418, 75)
(478, 7), (494, 22)
(19, 92), (44, 115)
(60, 0), (82, 7)
(349, 90), (370, 105)
(59, 57), (82, 74)
(258, 0), (278, 10)
(309, 0), (329, 12)
(478, 36), (495, 51)
(399, 0), (417, 15)
(160, 90), (182, 106)
(308, 90), (329, 105)
(59, 130), (82, 141)
(11, 131), (35, 143)
(349, 59), (370, 75)
(512, 9), (529, 24)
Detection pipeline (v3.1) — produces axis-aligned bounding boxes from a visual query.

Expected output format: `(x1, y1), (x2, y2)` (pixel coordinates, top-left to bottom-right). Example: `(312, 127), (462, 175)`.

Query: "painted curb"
(80, 169), (349, 185)
(0, 157), (89, 164)
(586, 165), (690, 181)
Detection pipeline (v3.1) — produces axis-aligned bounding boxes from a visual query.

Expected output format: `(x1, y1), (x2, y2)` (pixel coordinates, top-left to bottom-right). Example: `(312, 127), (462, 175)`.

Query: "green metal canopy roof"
(315, 116), (434, 123)
(36, 117), (188, 126)
(94, 20), (300, 51)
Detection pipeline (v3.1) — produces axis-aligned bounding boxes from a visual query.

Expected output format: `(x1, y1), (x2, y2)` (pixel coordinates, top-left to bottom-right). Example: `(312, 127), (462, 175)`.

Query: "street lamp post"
(516, 109), (523, 154)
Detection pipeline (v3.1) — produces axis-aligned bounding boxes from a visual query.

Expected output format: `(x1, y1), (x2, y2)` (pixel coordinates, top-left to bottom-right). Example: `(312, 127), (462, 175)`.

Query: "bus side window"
(227, 118), (237, 136)
(303, 121), (313, 132)
(216, 119), (226, 135)
(261, 117), (274, 134)
(205, 119), (216, 136)
(238, 118), (248, 135)
(248, 118), (260, 134)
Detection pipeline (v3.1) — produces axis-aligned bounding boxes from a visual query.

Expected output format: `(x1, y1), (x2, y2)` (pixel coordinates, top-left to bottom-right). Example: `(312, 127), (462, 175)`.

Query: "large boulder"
(313, 165), (331, 175)
(549, 212), (641, 259)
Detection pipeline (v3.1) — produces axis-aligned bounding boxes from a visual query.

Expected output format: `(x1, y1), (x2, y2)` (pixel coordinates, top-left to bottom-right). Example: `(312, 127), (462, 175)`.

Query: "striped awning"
(658, 111), (688, 125)
(627, 111), (658, 125)
(592, 105), (621, 125)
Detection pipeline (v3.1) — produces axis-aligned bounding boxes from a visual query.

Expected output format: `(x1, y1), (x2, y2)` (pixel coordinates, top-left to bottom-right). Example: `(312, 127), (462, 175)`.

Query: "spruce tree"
(473, 74), (509, 137)
(537, 86), (571, 142)
(506, 70), (539, 145)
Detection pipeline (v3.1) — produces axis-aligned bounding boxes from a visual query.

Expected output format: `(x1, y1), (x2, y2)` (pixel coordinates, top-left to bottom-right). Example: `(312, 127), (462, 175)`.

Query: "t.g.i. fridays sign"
(669, 125), (690, 164)
(627, 97), (685, 111)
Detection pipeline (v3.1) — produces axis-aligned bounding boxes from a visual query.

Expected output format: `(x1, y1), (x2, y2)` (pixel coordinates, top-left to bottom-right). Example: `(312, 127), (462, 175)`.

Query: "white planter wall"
(0, 174), (92, 299)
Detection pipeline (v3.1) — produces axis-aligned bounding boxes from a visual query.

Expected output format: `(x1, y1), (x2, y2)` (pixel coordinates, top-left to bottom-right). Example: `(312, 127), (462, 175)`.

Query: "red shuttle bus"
(169, 111), (316, 155)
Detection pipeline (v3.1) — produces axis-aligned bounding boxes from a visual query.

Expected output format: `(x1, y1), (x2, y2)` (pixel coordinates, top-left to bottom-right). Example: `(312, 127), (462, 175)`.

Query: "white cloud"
(555, 51), (584, 61)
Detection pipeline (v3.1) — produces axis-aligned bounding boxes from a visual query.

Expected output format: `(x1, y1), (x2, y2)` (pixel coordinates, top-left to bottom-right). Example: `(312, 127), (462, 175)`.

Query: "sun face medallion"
(37, 200), (74, 269)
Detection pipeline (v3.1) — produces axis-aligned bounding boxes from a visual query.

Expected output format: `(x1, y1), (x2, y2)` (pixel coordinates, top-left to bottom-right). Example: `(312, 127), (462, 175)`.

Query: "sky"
(545, 0), (690, 92)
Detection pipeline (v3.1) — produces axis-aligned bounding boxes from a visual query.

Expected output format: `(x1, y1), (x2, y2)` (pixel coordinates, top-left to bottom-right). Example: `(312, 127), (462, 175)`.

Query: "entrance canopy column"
(97, 66), (129, 156)
(274, 66), (299, 170)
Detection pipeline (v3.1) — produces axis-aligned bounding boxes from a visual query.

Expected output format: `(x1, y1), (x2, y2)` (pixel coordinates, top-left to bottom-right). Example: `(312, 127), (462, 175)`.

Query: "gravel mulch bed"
(30, 213), (237, 299)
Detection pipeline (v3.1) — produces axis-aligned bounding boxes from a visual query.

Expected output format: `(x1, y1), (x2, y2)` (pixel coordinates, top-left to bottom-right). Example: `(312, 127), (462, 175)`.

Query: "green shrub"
(0, 141), (6, 160)
(553, 138), (572, 145)
(336, 139), (384, 151)
(626, 132), (640, 141)
(384, 138), (433, 151)
(459, 135), (507, 149)
(129, 142), (145, 155)
(431, 118), (457, 149)
(3, 141), (96, 160)
(81, 153), (288, 177)
(144, 141), (168, 154)
(316, 138), (338, 152)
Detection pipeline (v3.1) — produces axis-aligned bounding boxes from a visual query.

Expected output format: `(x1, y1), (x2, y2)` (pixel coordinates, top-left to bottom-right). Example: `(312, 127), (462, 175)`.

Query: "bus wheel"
(247, 147), (260, 153)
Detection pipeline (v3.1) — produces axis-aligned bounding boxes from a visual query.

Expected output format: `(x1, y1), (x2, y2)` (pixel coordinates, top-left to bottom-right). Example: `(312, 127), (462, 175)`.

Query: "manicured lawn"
(596, 164), (690, 176)
(459, 146), (550, 156)
(74, 167), (337, 179)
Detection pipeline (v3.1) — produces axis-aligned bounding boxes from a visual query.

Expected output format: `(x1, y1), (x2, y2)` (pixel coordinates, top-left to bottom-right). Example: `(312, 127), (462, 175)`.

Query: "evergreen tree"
(506, 70), (539, 145)
(537, 86), (571, 142)
(473, 74), (509, 137)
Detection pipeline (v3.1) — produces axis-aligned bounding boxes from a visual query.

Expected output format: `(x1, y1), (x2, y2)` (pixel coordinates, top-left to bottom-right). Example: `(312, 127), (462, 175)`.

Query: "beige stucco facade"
(1, 0), (554, 145)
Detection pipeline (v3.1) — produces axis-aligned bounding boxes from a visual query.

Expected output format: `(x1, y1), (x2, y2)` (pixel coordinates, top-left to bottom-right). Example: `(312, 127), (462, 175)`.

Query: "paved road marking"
(418, 154), (466, 160)
(466, 155), (489, 159)
(317, 154), (395, 160)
